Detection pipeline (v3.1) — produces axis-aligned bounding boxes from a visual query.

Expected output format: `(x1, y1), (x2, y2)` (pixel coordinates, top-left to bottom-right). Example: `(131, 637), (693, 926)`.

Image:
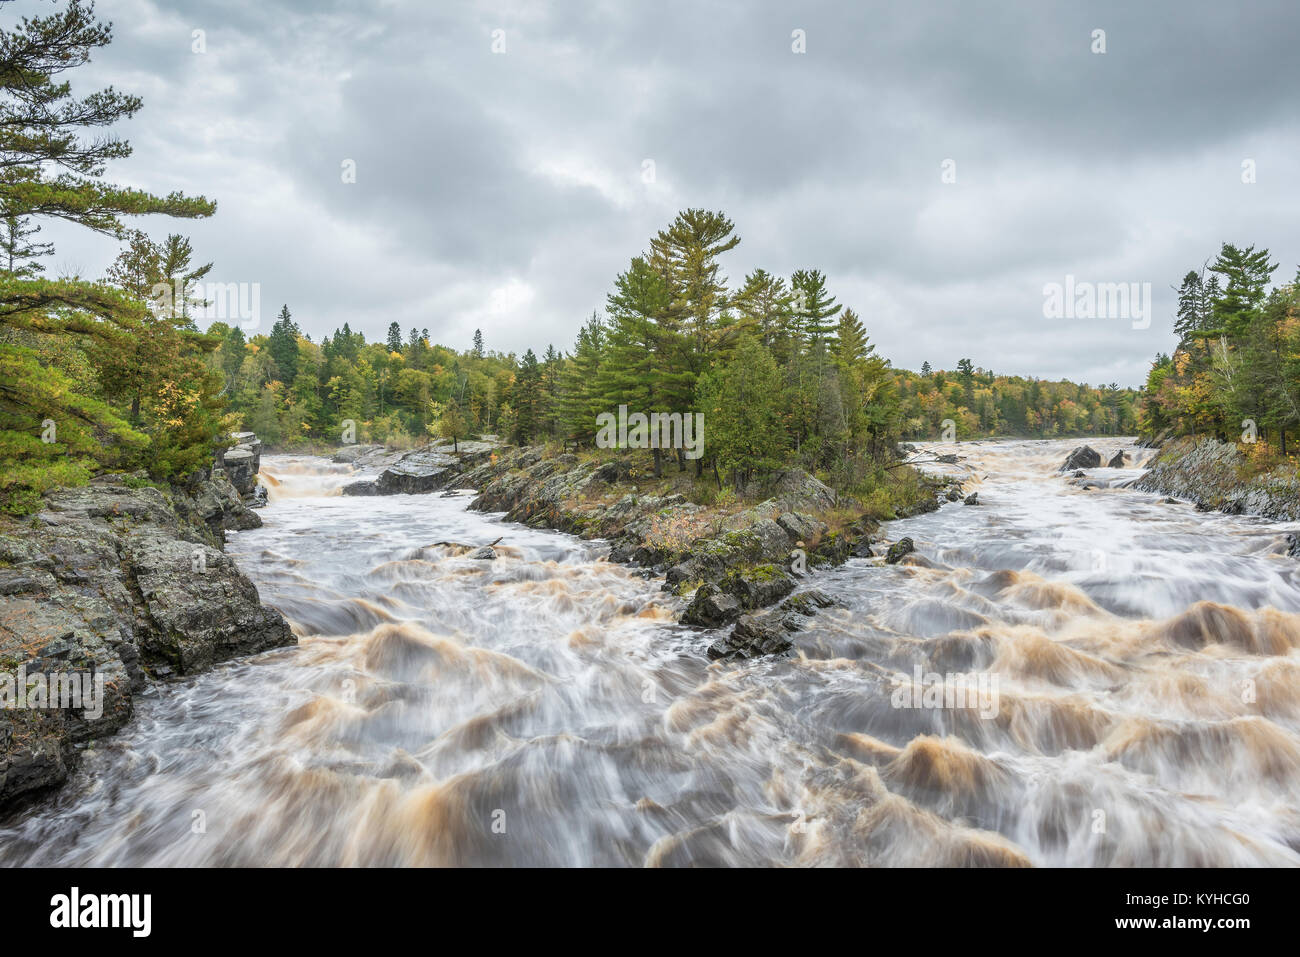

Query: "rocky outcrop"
(1134, 436), (1300, 521)
(1106, 450), (1127, 468)
(706, 589), (839, 661)
(885, 537), (915, 564)
(1, 479), (293, 811)
(341, 440), (499, 496)
(1059, 446), (1101, 471)
(218, 432), (266, 505)
(681, 564), (798, 626)
(168, 467), (263, 542)
(446, 446), (938, 658)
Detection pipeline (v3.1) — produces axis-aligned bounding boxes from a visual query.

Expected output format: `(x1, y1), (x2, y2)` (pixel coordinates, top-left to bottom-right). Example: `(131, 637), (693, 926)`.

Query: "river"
(3, 438), (1298, 866)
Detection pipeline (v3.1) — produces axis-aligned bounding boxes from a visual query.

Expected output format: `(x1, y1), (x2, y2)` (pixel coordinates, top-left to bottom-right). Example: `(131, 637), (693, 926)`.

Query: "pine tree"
(0, 211), (53, 276)
(956, 357), (976, 405)
(0, 0), (216, 511)
(595, 257), (685, 476)
(647, 208), (739, 365)
(1173, 270), (1204, 342)
(734, 268), (796, 364)
(557, 312), (605, 447)
(268, 305), (300, 383)
(790, 269), (841, 351)
(157, 233), (211, 330)
(472, 328), (484, 358)
(386, 321), (403, 353)
(832, 307), (873, 369)
(1209, 243), (1277, 339)
(696, 335), (787, 488)
(540, 343), (561, 438)
(513, 348), (542, 441)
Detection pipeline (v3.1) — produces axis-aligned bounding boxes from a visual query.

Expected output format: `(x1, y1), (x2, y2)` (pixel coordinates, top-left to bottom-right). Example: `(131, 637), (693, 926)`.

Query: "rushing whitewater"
(3, 439), (1299, 866)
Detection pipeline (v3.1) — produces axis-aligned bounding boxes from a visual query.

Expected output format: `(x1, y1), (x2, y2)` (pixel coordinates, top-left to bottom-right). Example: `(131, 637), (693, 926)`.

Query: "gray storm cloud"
(34, 0), (1300, 386)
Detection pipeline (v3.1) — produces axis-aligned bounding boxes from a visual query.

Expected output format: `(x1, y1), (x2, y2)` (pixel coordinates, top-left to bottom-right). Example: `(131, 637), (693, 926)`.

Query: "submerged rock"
(708, 613), (792, 660)
(1059, 446), (1101, 471)
(707, 589), (839, 661)
(963, 492), (980, 506)
(885, 538), (915, 564)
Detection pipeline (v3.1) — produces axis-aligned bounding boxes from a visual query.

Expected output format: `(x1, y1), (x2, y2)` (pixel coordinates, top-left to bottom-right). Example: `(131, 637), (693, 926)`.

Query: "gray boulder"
(885, 538), (915, 564)
(707, 613), (793, 660)
(682, 584), (742, 627)
(1059, 446), (1101, 471)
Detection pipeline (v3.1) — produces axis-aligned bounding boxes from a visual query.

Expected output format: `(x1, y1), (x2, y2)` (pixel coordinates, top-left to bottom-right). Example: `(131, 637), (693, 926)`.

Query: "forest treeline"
(204, 227), (1139, 492)
(1139, 244), (1300, 457)
(0, 0), (1141, 515)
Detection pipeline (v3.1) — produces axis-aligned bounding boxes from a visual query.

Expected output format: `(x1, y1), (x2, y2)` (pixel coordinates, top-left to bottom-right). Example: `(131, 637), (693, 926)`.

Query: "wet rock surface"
(341, 440), (500, 496)
(446, 446), (938, 658)
(706, 588), (841, 661)
(1059, 446), (1101, 471)
(0, 473), (293, 811)
(885, 537), (916, 564)
(1134, 436), (1300, 521)
(218, 432), (265, 505)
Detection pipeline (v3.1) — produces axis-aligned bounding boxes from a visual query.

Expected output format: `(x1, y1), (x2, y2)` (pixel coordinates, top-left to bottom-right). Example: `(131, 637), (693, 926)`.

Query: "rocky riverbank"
(0, 452), (293, 813)
(1134, 436), (1300, 521)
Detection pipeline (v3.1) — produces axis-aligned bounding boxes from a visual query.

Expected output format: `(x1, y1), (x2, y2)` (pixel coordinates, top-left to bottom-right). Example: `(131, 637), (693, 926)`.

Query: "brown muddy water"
(3, 438), (1299, 866)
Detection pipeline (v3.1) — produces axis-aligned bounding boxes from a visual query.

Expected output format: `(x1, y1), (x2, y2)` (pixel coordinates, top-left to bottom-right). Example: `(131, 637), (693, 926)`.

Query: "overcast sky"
(32, 0), (1300, 387)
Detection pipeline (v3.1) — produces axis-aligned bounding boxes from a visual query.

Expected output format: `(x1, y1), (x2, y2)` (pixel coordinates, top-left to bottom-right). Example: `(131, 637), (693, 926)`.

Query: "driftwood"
(423, 536), (503, 550)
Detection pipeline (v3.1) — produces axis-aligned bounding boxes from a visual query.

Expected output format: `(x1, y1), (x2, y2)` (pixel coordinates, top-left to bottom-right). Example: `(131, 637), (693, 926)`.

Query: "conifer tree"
(734, 268), (796, 364)
(696, 335), (786, 488)
(268, 305), (300, 382)
(557, 312), (605, 447)
(790, 268), (841, 351)
(0, 0), (216, 512)
(0, 211), (53, 276)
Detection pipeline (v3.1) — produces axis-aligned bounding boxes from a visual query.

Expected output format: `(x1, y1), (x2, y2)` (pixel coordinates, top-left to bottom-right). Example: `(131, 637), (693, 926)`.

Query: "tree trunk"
(652, 448), (662, 478)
